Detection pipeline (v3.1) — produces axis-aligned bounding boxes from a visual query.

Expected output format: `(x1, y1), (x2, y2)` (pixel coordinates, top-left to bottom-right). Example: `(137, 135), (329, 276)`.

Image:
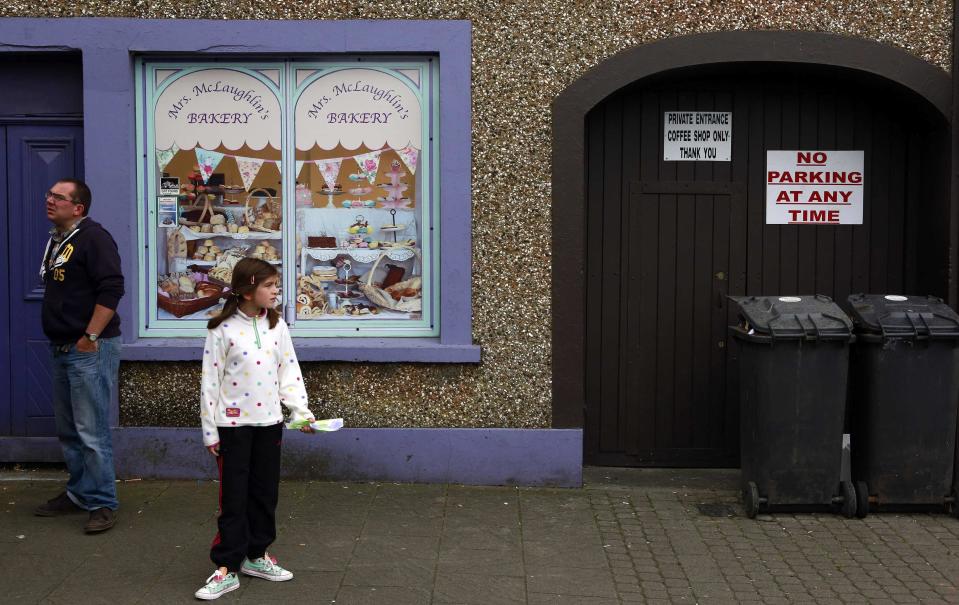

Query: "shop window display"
(139, 60), (436, 337)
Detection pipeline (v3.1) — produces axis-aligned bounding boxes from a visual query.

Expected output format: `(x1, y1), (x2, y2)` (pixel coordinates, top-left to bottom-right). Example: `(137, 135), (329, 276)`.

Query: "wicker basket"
(245, 188), (281, 233)
(188, 264), (231, 288)
(157, 281), (224, 318)
(358, 247), (422, 312)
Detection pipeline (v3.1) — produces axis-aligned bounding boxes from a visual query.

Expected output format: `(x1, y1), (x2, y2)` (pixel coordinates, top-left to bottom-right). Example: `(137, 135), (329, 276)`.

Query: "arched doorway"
(551, 32), (954, 467)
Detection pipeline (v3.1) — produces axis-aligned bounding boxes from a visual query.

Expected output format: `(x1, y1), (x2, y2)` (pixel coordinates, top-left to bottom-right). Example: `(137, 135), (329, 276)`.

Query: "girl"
(195, 258), (315, 600)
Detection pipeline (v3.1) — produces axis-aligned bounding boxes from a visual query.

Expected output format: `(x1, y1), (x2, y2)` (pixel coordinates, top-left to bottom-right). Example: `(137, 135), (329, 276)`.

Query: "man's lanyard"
(39, 225), (82, 280)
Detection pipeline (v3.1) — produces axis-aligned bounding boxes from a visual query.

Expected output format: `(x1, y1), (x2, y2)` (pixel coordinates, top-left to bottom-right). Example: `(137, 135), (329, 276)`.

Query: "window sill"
(120, 337), (481, 363)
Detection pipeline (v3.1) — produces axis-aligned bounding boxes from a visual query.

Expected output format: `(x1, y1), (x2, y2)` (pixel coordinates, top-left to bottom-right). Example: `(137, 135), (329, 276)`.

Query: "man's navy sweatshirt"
(41, 218), (125, 345)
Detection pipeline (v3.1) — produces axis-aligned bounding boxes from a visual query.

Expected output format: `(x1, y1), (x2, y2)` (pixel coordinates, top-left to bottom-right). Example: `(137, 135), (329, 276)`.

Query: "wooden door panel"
(7, 125), (83, 436)
(585, 71), (942, 467)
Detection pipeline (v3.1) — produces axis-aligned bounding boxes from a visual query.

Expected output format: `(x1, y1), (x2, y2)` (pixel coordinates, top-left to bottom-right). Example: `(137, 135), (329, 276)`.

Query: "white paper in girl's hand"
(285, 418), (344, 432)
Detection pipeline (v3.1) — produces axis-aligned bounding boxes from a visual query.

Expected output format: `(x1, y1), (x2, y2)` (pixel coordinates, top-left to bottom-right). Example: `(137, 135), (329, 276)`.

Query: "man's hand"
(207, 443), (220, 456)
(76, 336), (98, 353)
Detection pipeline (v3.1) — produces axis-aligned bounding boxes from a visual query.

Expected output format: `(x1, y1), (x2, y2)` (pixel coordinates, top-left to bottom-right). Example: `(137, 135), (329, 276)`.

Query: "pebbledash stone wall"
(2, 1), (950, 428)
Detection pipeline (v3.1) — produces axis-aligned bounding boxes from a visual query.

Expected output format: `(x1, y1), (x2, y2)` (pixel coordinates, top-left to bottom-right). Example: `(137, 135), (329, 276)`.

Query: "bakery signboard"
(766, 150), (864, 225)
(295, 68), (422, 151)
(154, 68), (282, 151)
(663, 111), (732, 161)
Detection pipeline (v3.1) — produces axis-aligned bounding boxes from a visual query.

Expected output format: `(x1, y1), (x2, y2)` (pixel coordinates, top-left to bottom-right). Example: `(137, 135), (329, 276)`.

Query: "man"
(33, 178), (125, 534)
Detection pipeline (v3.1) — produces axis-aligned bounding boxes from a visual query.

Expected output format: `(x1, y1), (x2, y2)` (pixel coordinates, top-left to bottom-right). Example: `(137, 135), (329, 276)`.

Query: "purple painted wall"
(0, 18), (478, 363)
(114, 428), (584, 487)
(0, 20), (585, 486)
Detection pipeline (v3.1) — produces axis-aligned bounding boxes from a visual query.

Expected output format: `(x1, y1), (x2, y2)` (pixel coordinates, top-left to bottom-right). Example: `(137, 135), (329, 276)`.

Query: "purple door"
(1, 124), (83, 438)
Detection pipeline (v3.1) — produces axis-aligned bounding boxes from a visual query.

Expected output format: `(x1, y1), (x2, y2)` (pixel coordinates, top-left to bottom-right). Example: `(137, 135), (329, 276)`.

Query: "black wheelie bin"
(730, 295), (858, 518)
(846, 294), (959, 516)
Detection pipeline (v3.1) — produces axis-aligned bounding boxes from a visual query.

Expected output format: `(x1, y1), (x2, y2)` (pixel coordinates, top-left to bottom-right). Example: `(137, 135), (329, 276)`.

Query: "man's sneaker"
(194, 570), (239, 600)
(241, 554), (293, 582)
(83, 508), (117, 533)
(34, 492), (84, 517)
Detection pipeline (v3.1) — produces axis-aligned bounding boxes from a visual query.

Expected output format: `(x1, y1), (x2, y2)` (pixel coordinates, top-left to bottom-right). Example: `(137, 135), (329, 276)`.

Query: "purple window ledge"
(121, 338), (481, 363)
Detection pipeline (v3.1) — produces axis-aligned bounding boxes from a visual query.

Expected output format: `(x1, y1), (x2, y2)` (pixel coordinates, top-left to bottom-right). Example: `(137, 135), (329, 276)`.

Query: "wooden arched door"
(583, 66), (949, 467)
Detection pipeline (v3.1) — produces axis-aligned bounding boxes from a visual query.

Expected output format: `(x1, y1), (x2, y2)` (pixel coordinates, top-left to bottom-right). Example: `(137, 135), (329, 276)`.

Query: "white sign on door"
(766, 150), (864, 225)
(663, 112), (732, 161)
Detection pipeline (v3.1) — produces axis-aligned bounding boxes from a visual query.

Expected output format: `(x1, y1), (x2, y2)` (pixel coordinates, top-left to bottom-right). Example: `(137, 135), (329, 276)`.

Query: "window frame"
(136, 58), (441, 338)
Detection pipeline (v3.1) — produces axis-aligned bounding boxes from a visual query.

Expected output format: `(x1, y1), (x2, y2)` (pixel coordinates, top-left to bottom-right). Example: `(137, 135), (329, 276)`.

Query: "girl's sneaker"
(240, 553), (293, 582)
(194, 570), (239, 600)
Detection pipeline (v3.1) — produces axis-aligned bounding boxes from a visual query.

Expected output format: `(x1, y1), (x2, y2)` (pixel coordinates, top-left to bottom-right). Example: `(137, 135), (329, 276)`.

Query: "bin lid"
(729, 295), (853, 341)
(846, 294), (959, 339)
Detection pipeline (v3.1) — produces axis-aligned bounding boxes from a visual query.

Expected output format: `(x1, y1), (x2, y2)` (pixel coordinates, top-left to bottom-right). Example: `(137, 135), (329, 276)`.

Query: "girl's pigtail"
(266, 306), (281, 329)
(207, 293), (240, 329)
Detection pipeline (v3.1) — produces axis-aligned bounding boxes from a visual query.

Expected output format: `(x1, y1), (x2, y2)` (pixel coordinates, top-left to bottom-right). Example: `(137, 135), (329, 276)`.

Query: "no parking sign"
(766, 150), (864, 225)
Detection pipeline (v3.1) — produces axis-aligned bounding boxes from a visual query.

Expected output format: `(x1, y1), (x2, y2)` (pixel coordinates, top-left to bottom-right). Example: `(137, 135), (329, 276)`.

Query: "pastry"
(166, 229), (188, 259)
(196, 283), (219, 298)
(178, 276), (195, 294)
(212, 225), (227, 234)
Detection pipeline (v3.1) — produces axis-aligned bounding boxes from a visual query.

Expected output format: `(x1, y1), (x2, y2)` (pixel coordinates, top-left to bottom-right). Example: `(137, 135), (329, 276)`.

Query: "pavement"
(1, 466), (959, 604)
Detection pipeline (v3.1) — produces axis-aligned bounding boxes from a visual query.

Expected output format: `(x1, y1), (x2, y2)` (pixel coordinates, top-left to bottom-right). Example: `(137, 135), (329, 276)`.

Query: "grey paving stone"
(361, 515), (445, 537)
(527, 594), (619, 604)
(437, 545), (525, 576)
(342, 557), (435, 589)
(526, 566), (618, 598)
(333, 586), (431, 605)
(351, 534), (439, 561)
(433, 572), (526, 604)
(523, 538), (609, 569)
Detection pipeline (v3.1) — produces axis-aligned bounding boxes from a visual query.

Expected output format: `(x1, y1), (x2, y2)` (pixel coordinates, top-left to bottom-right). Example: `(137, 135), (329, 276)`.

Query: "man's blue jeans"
(50, 337), (121, 511)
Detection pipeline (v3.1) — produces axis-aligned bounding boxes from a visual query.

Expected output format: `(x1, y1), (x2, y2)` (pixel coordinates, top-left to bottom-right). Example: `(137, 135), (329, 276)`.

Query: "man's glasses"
(45, 191), (76, 204)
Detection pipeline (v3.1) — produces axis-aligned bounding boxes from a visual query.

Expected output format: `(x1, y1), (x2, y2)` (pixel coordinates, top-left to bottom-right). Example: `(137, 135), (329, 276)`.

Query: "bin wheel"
(744, 481), (761, 519)
(854, 481), (869, 519)
(840, 481), (857, 518)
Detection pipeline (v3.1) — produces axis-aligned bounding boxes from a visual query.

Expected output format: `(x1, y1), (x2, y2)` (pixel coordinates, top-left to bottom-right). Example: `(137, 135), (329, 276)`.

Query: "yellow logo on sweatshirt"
(55, 243), (75, 265)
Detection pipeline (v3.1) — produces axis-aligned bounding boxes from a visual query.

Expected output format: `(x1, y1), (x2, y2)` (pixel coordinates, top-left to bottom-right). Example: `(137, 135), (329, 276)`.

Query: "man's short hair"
(57, 178), (92, 216)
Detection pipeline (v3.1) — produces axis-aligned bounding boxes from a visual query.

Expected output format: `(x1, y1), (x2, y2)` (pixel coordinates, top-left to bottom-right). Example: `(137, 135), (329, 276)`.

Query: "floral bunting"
(160, 145), (419, 190)
(156, 144), (179, 173)
(353, 150), (382, 185)
(194, 148), (225, 183)
(396, 146), (419, 175)
(316, 158), (343, 191)
(235, 157), (265, 191)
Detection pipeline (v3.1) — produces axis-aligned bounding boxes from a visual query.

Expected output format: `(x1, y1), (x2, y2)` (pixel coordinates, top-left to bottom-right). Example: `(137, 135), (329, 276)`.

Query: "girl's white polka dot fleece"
(200, 308), (312, 446)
